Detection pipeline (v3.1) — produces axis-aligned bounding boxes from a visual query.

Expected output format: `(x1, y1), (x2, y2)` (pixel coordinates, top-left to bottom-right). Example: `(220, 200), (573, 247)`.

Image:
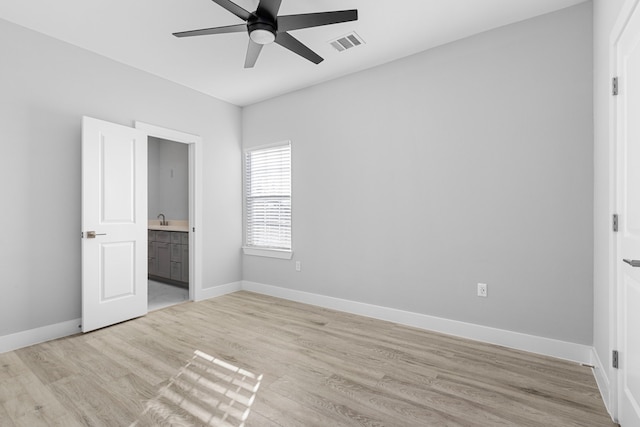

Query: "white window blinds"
(244, 142), (291, 250)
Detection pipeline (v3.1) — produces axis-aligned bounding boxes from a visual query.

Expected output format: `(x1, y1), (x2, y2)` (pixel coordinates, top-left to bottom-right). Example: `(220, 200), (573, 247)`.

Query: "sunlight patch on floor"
(130, 350), (263, 427)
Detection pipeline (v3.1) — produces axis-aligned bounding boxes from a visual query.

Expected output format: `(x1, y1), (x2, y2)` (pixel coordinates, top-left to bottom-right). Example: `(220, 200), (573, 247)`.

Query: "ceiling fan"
(173, 0), (358, 68)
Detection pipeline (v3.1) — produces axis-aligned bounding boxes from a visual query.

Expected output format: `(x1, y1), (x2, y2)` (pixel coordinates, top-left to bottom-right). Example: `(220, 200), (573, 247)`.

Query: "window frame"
(242, 141), (293, 259)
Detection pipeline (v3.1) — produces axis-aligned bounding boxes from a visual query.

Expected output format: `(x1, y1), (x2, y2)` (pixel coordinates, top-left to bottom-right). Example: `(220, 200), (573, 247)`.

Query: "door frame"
(611, 0), (640, 421)
(135, 121), (203, 302)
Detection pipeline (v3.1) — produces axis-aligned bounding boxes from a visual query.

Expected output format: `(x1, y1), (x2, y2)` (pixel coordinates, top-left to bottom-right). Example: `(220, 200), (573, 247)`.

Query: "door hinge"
(613, 214), (619, 232)
(612, 77), (619, 96)
(613, 350), (619, 369)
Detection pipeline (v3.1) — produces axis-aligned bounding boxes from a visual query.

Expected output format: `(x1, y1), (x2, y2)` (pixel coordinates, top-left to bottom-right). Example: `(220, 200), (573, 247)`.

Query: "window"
(243, 142), (292, 258)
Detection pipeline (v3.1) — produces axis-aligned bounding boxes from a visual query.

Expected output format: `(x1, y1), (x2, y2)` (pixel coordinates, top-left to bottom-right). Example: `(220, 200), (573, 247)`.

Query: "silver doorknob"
(86, 231), (107, 239)
(623, 259), (640, 267)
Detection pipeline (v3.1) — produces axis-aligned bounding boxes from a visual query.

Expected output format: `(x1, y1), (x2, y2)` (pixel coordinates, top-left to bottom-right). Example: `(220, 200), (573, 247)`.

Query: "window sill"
(242, 247), (293, 259)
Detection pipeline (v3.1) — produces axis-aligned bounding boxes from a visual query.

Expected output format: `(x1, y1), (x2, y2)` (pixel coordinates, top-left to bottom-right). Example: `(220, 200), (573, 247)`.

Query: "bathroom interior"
(147, 136), (190, 311)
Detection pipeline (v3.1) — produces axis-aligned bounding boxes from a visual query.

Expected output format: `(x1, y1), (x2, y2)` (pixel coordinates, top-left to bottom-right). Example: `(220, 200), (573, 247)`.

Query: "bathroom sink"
(148, 220), (189, 232)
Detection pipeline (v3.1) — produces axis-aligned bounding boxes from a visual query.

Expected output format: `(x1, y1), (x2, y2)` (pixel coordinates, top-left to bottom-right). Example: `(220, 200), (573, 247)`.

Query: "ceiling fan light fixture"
(250, 28), (276, 45)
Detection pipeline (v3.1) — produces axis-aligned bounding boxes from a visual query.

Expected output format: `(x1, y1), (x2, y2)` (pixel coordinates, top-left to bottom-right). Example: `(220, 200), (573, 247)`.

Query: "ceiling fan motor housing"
(248, 13), (277, 44)
(173, 0), (358, 67)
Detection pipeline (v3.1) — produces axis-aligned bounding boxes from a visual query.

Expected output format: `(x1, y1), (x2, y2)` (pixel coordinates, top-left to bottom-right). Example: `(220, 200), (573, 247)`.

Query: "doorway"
(136, 121), (203, 304)
(147, 136), (190, 311)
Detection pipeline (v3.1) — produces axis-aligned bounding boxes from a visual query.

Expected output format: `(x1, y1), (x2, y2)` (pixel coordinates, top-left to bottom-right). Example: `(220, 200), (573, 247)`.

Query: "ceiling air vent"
(329, 32), (365, 52)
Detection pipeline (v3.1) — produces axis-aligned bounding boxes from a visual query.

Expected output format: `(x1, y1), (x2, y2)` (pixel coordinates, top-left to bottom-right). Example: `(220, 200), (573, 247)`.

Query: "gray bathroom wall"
(242, 3), (594, 344)
(148, 137), (189, 221)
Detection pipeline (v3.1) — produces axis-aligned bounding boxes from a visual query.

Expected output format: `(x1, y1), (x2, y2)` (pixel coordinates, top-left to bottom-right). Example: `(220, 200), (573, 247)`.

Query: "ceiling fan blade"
(278, 10), (358, 32)
(173, 24), (247, 38)
(244, 40), (264, 68)
(256, 0), (282, 20)
(275, 32), (323, 64)
(210, 0), (251, 21)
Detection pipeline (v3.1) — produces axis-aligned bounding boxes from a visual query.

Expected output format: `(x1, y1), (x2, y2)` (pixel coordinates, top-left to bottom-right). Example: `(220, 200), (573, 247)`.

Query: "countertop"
(148, 219), (189, 232)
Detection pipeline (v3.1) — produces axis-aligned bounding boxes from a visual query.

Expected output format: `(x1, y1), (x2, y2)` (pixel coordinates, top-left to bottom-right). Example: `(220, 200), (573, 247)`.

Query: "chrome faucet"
(157, 213), (167, 226)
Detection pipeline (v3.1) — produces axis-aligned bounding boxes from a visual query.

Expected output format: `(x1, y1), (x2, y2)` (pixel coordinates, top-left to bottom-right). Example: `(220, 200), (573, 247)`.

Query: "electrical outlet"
(295, 261), (301, 272)
(477, 283), (488, 297)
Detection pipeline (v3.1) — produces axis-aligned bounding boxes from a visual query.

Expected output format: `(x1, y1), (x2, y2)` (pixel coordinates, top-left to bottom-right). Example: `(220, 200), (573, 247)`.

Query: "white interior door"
(81, 116), (148, 333)
(617, 1), (640, 424)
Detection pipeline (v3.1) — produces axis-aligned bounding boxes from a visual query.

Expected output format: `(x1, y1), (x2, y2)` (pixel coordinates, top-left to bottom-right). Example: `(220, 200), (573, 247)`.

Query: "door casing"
(135, 121), (203, 302)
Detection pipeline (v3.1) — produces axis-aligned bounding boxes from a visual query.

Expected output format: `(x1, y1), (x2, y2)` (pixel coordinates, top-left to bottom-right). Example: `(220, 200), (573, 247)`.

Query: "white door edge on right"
(615, 0), (640, 425)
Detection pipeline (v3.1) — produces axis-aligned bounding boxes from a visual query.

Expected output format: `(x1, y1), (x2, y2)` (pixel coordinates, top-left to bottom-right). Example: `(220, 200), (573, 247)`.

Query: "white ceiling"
(0, 0), (587, 106)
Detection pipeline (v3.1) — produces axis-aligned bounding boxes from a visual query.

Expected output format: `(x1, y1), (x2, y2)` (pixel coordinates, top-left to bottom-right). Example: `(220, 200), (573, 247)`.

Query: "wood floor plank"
(84, 333), (176, 387)
(47, 413), (85, 427)
(16, 341), (77, 385)
(0, 291), (617, 426)
(2, 392), (49, 427)
(11, 370), (70, 423)
(0, 371), (28, 405)
(267, 375), (392, 427)
(49, 374), (140, 426)
(250, 387), (351, 427)
(0, 352), (30, 381)
(0, 401), (17, 427)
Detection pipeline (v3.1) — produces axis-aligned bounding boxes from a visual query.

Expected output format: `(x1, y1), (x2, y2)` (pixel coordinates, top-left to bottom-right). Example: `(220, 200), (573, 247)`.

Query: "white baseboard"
(197, 281), (243, 301)
(0, 318), (81, 354)
(0, 280), (593, 367)
(241, 281), (593, 364)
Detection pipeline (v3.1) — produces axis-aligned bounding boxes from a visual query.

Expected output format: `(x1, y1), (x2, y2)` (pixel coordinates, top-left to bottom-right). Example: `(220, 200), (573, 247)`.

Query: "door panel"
(101, 242), (135, 300)
(101, 136), (136, 223)
(625, 280), (640, 391)
(82, 116), (148, 333)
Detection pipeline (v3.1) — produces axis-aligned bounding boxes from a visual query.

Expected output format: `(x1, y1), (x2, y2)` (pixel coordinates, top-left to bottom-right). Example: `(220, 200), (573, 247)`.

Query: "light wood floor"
(0, 291), (616, 426)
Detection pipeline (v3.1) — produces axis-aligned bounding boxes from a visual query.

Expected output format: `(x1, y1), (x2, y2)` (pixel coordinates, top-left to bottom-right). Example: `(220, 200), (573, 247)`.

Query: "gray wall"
(242, 4), (594, 344)
(148, 137), (189, 221)
(593, 0), (625, 410)
(0, 18), (242, 337)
